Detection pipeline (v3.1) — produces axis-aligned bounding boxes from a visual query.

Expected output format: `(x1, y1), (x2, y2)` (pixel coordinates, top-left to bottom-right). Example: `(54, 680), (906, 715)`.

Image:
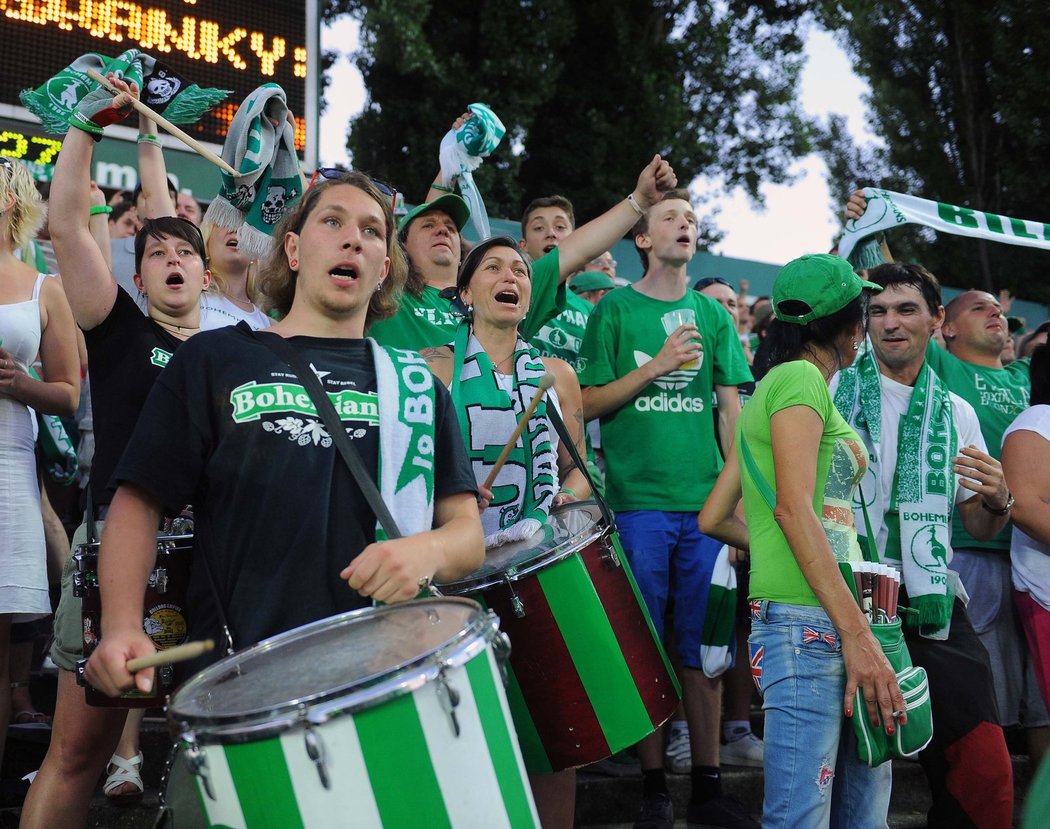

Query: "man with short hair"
(931, 289), (1050, 759)
(175, 191), (202, 226)
(833, 263), (1015, 829)
(588, 250), (617, 278)
(368, 156), (676, 350)
(578, 190), (754, 829)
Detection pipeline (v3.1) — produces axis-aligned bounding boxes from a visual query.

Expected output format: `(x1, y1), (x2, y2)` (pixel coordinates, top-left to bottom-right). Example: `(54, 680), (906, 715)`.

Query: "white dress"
(0, 274), (52, 620)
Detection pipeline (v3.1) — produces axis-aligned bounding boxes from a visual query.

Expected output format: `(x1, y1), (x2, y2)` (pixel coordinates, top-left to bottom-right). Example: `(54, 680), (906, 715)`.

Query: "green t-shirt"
(577, 287), (752, 511)
(368, 248), (565, 349)
(531, 289), (592, 372)
(925, 342), (1030, 552)
(740, 360), (868, 606)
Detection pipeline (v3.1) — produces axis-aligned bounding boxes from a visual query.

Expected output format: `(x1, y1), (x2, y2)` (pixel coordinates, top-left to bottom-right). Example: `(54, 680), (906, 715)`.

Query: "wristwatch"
(982, 494), (1015, 516)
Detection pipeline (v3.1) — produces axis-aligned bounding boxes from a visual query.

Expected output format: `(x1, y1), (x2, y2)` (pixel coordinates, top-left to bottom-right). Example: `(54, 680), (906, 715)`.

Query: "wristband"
(559, 487), (576, 499)
(89, 204), (113, 216)
(626, 193), (645, 215)
(431, 183), (455, 193)
(137, 133), (161, 146)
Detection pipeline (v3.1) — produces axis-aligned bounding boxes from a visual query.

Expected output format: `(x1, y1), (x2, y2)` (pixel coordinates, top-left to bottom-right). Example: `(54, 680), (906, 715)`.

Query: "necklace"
(492, 349), (517, 373)
(226, 293), (256, 311)
(154, 318), (201, 337)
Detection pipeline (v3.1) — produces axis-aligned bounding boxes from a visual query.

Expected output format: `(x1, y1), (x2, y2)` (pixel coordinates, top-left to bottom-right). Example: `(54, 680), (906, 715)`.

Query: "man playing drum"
(85, 171), (484, 696)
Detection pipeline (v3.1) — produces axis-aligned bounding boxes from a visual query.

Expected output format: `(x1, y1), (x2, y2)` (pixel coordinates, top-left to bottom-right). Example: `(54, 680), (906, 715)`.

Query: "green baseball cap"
(397, 194), (471, 235)
(773, 254), (881, 325)
(570, 271), (615, 293)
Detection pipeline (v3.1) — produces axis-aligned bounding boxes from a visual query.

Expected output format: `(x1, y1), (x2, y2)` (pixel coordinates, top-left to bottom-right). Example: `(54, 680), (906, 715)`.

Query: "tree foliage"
(324, 0), (814, 246)
(815, 1), (1050, 302)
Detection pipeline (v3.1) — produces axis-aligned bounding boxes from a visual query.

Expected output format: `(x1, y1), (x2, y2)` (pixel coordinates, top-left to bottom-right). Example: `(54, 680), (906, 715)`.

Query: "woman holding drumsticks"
(422, 236), (590, 827)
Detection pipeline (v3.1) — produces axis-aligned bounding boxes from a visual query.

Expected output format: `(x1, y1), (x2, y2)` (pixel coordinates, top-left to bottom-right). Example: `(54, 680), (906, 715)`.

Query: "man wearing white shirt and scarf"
(832, 262), (1014, 829)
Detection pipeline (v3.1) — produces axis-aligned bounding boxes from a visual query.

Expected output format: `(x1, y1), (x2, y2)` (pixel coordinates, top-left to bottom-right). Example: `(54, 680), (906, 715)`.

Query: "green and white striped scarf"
(371, 343), (436, 540)
(205, 84), (302, 260)
(450, 324), (556, 547)
(834, 350), (957, 638)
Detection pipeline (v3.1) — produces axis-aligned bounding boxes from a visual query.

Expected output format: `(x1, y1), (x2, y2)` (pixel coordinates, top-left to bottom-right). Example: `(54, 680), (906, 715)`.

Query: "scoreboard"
(0, 0), (307, 150)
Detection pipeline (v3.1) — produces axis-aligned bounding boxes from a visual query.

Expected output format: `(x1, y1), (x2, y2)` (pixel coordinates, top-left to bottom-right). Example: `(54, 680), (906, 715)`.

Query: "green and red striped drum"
(438, 502), (680, 773)
(160, 598), (539, 829)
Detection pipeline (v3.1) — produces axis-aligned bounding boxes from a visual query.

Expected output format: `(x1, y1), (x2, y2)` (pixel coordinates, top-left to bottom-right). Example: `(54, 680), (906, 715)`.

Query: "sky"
(319, 19), (877, 266)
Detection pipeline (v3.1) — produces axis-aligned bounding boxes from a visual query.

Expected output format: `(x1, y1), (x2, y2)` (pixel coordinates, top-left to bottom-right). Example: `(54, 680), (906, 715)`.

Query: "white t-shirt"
(831, 370), (986, 554)
(1002, 405), (1050, 610)
(200, 292), (272, 331)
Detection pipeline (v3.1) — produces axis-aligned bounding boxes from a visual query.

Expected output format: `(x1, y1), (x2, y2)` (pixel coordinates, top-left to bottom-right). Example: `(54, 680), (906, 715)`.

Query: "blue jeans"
(616, 510), (722, 669)
(749, 601), (891, 829)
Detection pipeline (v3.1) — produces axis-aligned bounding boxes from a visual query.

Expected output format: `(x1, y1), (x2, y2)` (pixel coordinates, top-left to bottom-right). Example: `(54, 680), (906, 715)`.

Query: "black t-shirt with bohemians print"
(83, 288), (183, 506)
(114, 324), (476, 653)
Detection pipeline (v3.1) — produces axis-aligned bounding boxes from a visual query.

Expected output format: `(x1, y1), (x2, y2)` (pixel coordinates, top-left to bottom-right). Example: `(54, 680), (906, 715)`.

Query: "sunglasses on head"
(308, 168), (398, 207)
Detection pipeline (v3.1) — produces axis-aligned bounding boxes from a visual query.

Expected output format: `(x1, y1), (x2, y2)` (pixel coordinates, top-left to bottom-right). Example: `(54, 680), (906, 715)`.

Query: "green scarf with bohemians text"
(20, 50), (229, 136)
(204, 84), (303, 260)
(834, 350), (956, 639)
(838, 187), (1050, 270)
(371, 342), (436, 540)
(450, 323), (556, 547)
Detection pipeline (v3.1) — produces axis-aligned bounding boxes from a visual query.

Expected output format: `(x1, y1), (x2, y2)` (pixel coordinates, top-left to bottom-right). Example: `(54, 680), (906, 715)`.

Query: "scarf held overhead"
(833, 350), (957, 639)
(451, 324), (556, 547)
(839, 187), (1050, 268)
(20, 50), (229, 136)
(204, 84), (303, 259)
(438, 103), (505, 239)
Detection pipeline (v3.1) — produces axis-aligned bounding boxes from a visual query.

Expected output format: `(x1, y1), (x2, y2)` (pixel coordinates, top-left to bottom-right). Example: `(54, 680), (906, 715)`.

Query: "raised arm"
(50, 78), (137, 329)
(135, 113), (175, 219)
(555, 155), (677, 282)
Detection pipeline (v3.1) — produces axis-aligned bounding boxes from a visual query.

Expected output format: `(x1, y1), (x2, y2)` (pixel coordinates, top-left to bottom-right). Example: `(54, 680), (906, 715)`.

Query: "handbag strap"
(253, 331), (403, 540)
(546, 404), (616, 529)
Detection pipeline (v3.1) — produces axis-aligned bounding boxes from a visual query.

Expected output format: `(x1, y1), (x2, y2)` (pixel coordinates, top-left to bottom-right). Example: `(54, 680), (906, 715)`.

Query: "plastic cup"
(661, 309), (700, 369)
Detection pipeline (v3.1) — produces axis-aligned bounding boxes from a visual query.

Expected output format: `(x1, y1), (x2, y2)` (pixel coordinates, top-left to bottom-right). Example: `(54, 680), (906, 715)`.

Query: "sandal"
(103, 752), (144, 805)
(10, 710), (52, 729)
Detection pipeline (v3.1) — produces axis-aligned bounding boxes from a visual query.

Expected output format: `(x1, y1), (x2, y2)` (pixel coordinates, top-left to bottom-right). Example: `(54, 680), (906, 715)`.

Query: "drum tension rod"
(304, 726), (331, 790)
(183, 740), (216, 802)
(503, 575), (526, 618)
(600, 539), (621, 568)
(436, 668), (462, 737)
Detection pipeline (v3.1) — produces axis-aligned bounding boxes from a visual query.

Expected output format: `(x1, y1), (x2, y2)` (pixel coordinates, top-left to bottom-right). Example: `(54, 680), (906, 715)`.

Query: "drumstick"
(85, 69), (239, 177)
(482, 374), (555, 490)
(126, 639), (215, 673)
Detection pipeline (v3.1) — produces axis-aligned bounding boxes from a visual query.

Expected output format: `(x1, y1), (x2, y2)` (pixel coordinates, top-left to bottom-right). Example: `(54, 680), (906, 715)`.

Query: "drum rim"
(168, 597), (497, 742)
(72, 533), (194, 567)
(438, 501), (606, 593)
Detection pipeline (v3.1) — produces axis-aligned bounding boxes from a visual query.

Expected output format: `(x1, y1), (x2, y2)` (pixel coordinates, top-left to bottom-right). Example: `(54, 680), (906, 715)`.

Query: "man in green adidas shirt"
(578, 189), (754, 829)
(368, 155), (677, 349)
(926, 290), (1050, 755)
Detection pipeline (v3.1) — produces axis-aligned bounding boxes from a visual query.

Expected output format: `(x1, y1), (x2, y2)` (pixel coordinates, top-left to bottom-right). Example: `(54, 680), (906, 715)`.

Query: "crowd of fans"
(1, 77), (1049, 829)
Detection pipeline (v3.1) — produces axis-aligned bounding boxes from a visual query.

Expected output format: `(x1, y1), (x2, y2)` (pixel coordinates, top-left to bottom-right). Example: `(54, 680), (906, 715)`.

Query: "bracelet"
(981, 493), (1014, 516)
(89, 205), (113, 216)
(137, 133), (161, 146)
(431, 183), (455, 193)
(559, 487), (577, 499)
(626, 193), (645, 215)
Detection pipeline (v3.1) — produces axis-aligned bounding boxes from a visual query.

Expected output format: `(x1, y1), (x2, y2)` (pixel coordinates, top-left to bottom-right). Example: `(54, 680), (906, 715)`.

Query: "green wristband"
(89, 204), (113, 216)
(431, 183), (455, 193)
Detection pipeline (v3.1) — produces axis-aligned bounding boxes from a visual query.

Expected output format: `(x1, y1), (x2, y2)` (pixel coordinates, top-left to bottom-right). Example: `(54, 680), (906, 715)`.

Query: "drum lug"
(183, 740), (216, 802)
(303, 726), (331, 790)
(436, 668), (462, 738)
(600, 538), (621, 568)
(149, 566), (169, 594)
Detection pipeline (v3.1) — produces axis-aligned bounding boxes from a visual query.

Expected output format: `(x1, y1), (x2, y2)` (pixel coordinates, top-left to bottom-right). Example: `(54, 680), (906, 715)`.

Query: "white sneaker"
(720, 731), (764, 767)
(664, 725), (691, 774)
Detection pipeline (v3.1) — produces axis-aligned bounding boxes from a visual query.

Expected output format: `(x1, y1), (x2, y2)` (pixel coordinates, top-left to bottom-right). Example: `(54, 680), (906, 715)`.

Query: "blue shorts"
(615, 510), (722, 670)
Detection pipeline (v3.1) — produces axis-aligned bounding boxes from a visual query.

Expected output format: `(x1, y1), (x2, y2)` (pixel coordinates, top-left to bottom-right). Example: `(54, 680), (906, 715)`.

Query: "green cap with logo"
(773, 253), (881, 325)
(570, 271), (615, 293)
(397, 193), (471, 236)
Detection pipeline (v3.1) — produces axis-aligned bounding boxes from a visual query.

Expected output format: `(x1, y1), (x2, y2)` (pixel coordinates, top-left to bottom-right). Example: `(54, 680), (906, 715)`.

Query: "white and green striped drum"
(160, 598), (539, 829)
